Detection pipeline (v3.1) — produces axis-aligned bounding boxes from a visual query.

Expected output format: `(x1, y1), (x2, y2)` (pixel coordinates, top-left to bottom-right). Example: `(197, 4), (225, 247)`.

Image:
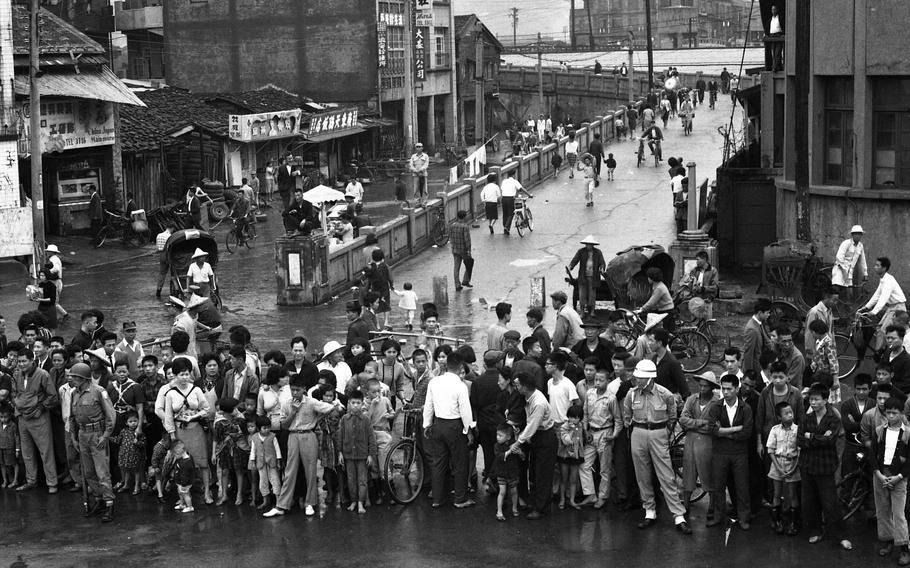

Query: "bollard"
(686, 162), (698, 231)
(433, 275), (449, 306)
(530, 276), (546, 308)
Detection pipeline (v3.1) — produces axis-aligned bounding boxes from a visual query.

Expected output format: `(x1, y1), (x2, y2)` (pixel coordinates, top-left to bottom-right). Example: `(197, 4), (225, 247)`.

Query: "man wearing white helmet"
(831, 225), (868, 291)
(622, 358), (691, 534)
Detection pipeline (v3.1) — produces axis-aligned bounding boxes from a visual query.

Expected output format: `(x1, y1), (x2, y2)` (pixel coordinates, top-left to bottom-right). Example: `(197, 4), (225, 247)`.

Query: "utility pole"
(29, 0), (44, 255)
(627, 30), (634, 103)
(570, 0), (576, 49)
(688, 17), (692, 48)
(508, 7), (518, 47)
(537, 32), (544, 116)
(585, 0), (595, 49)
(402, 0), (417, 151)
(794, 0), (811, 241)
(644, 0), (654, 90)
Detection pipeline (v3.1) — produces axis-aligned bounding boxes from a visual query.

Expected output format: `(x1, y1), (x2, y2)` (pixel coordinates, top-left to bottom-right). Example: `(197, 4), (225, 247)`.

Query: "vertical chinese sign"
(414, 0), (428, 82)
(377, 21), (388, 69)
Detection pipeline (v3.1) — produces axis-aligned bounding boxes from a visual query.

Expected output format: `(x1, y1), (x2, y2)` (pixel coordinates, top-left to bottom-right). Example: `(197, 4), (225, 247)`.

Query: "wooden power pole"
(509, 7), (518, 47)
(644, 0), (655, 90)
(794, 0), (811, 241)
(402, 0), (418, 151)
(29, 0), (44, 255)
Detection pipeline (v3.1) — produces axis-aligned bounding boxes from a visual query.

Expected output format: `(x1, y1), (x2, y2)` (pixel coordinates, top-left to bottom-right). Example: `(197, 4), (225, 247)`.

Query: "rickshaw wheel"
(671, 330), (711, 373)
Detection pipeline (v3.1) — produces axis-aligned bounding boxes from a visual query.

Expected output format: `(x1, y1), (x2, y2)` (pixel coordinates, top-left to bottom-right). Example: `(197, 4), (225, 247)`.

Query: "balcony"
(114, 2), (163, 31)
(763, 35), (784, 72)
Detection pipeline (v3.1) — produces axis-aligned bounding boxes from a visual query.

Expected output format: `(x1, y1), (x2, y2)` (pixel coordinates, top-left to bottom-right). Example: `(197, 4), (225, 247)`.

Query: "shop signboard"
(378, 21), (388, 68)
(415, 27), (426, 81)
(307, 109), (359, 137)
(18, 98), (116, 155)
(229, 109), (302, 142)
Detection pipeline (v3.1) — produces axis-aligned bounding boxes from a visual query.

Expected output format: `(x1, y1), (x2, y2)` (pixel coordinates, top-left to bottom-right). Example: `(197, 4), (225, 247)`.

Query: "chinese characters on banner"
(377, 21), (388, 68)
(414, 29), (426, 81)
(307, 109), (359, 136)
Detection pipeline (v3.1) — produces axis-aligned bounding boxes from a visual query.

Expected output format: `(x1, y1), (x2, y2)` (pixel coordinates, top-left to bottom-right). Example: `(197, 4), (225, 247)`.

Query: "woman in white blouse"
(164, 358), (213, 504)
(257, 365), (292, 460)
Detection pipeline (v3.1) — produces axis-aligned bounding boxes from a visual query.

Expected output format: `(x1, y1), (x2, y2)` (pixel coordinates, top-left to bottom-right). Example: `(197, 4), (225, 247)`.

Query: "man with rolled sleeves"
(622, 359), (692, 534)
(12, 348), (59, 493)
(68, 362), (116, 522)
(511, 371), (558, 519)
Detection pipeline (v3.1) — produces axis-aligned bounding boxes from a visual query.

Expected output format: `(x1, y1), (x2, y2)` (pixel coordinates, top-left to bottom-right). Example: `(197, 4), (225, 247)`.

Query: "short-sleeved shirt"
(547, 377), (579, 423)
(500, 178), (522, 198)
(480, 183), (501, 203)
(187, 262), (214, 284)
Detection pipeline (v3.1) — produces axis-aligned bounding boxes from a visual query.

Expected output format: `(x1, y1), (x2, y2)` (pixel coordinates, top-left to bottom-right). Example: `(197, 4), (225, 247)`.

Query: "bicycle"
(429, 204), (449, 246)
(636, 138), (646, 168)
(669, 428), (707, 504)
(832, 311), (877, 380)
(675, 292), (731, 364)
(224, 217), (255, 253)
(836, 448), (871, 521)
(96, 209), (148, 248)
(384, 409), (427, 505)
(611, 308), (711, 373)
(513, 194), (534, 237)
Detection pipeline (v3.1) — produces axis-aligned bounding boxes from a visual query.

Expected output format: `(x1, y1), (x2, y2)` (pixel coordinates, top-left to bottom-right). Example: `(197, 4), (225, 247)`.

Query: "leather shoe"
(637, 517), (656, 529)
(15, 483), (36, 492)
(47, 486), (58, 494)
(83, 500), (105, 517)
(526, 510), (543, 520)
(454, 499), (476, 509)
(880, 541), (894, 557)
(676, 521), (692, 535)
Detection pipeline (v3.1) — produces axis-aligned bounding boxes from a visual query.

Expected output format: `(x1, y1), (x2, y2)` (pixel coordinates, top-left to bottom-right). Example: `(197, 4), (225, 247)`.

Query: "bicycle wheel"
(671, 330), (711, 373)
(837, 472), (870, 521)
(384, 440), (424, 505)
(525, 208), (534, 232)
(432, 220), (449, 246)
(834, 332), (859, 380)
(612, 329), (636, 352)
(702, 319), (731, 364)
(515, 213), (525, 237)
(95, 225), (115, 248)
(225, 229), (239, 253)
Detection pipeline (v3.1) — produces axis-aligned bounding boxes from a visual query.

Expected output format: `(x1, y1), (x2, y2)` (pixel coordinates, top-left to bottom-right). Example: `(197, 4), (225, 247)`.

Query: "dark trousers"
(528, 427), (558, 513)
(453, 253), (474, 286)
(802, 471), (845, 539)
(428, 418), (469, 504)
(50, 411), (68, 482)
(279, 191), (291, 210)
(613, 429), (637, 501)
(592, 155), (603, 176)
(477, 422), (497, 480)
(713, 452), (750, 521)
(501, 197), (515, 231)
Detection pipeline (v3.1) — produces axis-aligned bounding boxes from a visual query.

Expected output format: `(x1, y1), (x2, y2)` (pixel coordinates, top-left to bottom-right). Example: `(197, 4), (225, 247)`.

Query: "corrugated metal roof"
(14, 68), (146, 106)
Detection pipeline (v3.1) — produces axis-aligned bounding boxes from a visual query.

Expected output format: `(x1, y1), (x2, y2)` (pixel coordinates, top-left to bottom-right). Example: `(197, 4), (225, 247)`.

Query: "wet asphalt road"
(3, 98), (890, 567)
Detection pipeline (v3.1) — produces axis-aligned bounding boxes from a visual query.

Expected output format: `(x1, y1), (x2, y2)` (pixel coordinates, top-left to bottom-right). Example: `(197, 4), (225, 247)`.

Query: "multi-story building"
(377, 0), (456, 151)
(114, 0), (164, 82)
(717, 0), (910, 284)
(573, 0), (757, 49)
(454, 14), (502, 146)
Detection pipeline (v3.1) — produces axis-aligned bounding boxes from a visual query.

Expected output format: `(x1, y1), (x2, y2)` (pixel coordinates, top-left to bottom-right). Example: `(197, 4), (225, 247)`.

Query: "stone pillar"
(668, 161), (715, 283)
(686, 161), (698, 232)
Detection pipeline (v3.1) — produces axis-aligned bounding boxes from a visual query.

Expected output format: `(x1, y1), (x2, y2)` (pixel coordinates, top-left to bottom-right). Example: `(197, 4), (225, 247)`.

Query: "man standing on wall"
(276, 156), (298, 210)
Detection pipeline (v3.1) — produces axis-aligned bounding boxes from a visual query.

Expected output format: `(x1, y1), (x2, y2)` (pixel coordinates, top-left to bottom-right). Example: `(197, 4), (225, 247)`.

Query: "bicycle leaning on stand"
(384, 409), (427, 504)
(513, 194), (534, 237)
(428, 203), (449, 247)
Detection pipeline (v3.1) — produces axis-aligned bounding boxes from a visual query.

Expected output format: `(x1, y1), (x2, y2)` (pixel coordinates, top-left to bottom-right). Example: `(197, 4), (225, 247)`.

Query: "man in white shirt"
(479, 174), (501, 234)
(546, 351), (579, 423)
(499, 170), (523, 235)
(154, 224), (174, 298)
(407, 142), (430, 205)
(316, 341), (352, 394)
(767, 4), (784, 71)
(550, 291), (584, 351)
(832, 225), (867, 290)
(186, 248), (216, 298)
(344, 178), (364, 203)
(423, 352), (476, 508)
(45, 244), (68, 319)
(861, 257), (907, 350)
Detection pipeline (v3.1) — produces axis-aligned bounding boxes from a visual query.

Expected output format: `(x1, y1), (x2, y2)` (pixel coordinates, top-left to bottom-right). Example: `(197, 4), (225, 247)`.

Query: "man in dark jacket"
(708, 373), (754, 528)
(283, 188), (314, 236)
(275, 157), (298, 209)
(568, 236), (606, 316)
(471, 350), (505, 486)
(588, 133), (605, 177)
(345, 301), (371, 347)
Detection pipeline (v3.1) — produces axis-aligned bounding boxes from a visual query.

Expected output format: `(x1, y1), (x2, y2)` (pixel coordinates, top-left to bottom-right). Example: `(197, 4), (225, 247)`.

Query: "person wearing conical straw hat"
(568, 235), (605, 316)
(186, 248), (215, 298)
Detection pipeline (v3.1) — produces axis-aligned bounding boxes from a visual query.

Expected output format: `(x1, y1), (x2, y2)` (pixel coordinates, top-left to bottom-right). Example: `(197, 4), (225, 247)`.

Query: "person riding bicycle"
(229, 188), (252, 240)
(679, 97), (694, 132)
(642, 124), (664, 162)
(635, 267), (676, 333)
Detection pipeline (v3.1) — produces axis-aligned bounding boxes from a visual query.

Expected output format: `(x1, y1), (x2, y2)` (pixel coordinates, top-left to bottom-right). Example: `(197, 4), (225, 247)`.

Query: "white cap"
(850, 225), (864, 234)
(633, 359), (657, 379)
(46, 244), (60, 254)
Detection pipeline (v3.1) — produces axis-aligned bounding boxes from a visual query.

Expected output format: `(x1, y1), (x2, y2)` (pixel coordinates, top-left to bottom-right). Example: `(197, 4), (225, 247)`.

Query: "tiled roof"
(12, 5), (106, 56)
(205, 85), (309, 115)
(119, 88), (230, 153)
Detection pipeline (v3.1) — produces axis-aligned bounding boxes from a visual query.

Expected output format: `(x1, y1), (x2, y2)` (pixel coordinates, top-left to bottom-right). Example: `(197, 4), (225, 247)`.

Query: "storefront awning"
(303, 126), (366, 144)
(14, 67), (146, 106)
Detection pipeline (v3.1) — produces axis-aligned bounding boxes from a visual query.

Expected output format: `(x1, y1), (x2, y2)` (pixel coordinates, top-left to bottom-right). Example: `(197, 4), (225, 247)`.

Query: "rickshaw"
(165, 228), (222, 310)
